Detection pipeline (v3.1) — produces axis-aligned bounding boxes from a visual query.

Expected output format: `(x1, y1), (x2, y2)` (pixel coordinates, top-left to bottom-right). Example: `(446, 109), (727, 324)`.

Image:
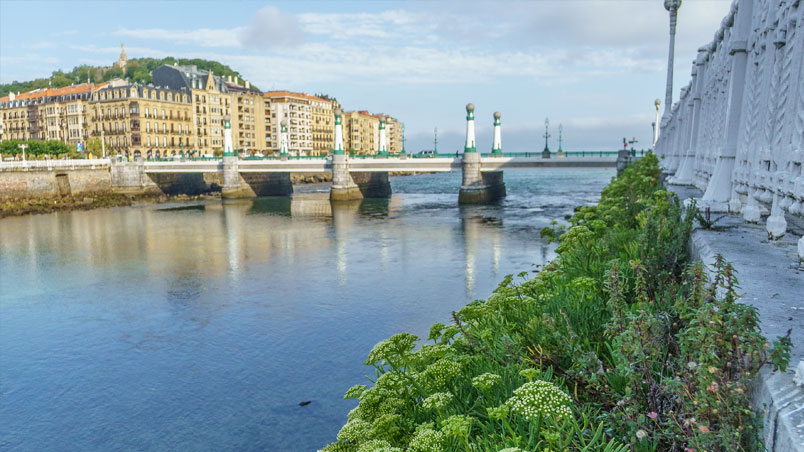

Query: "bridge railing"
(0, 158), (110, 171)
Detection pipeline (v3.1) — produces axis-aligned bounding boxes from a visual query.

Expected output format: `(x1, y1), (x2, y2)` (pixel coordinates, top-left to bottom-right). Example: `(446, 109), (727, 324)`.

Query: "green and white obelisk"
(378, 116), (388, 156)
(464, 103), (476, 153)
(491, 111), (502, 156)
(333, 108), (344, 155)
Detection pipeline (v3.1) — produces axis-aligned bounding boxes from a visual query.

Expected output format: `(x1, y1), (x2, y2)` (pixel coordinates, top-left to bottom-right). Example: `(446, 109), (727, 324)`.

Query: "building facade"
(342, 110), (378, 155)
(307, 95), (338, 156)
(0, 82), (105, 150)
(153, 64), (232, 155)
(89, 83), (193, 158)
(263, 91), (312, 155)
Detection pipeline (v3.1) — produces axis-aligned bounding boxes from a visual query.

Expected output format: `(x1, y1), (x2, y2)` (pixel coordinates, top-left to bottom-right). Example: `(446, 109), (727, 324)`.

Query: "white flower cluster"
(440, 415), (473, 438)
(365, 333), (418, 365)
(422, 392), (453, 410)
(344, 384), (367, 400)
(407, 426), (445, 452)
(497, 448), (527, 452)
(417, 344), (453, 362)
(356, 439), (402, 452)
(337, 419), (371, 442)
(506, 380), (572, 420)
(424, 359), (461, 388)
(472, 372), (502, 392)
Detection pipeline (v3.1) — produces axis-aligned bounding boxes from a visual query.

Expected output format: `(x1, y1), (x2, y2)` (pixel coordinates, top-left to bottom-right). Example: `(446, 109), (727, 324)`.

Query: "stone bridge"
(105, 153), (620, 203)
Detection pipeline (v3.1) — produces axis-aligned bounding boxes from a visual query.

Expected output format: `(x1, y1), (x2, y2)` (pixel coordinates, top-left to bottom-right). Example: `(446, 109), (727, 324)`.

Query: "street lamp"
(662, 0), (682, 125)
(101, 129), (106, 158)
(18, 143), (27, 162)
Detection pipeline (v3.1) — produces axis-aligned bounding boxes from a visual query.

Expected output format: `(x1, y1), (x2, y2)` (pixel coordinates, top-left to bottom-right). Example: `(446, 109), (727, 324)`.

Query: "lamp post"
(101, 129), (106, 158)
(18, 143), (27, 162)
(542, 117), (551, 158)
(662, 0), (682, 125)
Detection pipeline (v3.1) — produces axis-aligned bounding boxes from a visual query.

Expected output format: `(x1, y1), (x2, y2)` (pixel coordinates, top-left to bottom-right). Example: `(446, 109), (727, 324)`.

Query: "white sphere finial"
(493, 111), (501, 119)
(466, 103), (475, 112)
(654, 98), (661, 107)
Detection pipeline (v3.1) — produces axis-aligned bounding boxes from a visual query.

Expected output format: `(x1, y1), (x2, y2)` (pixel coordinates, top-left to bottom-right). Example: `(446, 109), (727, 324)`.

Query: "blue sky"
(0, 0), (732, 152)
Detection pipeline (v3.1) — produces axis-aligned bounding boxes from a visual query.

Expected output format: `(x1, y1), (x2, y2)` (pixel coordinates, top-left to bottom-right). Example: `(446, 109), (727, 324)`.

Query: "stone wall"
(656, 0), (804, 260)
(0, 168), (111, 200)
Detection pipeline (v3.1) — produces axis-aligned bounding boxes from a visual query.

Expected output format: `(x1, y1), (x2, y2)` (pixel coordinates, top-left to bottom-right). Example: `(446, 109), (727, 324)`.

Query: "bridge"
(103, 151), (625, 203)
(2, 103), (639, 203)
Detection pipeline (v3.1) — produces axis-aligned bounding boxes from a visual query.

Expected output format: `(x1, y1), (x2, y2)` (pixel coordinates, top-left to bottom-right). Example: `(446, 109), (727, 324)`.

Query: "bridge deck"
(141, 156), (617, 173)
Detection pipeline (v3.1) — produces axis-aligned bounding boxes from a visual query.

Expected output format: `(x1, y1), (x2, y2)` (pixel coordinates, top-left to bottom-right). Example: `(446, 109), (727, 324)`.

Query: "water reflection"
(1, 169), (615, 451)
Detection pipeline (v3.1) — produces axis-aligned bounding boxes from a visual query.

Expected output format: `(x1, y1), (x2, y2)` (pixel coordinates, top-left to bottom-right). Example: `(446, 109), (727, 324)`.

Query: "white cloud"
(116, 27), (242, 48)
(239, 6), (304, 49)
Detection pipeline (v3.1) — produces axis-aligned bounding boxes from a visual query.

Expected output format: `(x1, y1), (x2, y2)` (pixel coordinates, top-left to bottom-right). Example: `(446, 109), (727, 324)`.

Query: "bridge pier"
(459, 152), (505, 204)
(109, 158), (160, 194)
(330, 153), (362, 201)
(221, 154), (255, 199)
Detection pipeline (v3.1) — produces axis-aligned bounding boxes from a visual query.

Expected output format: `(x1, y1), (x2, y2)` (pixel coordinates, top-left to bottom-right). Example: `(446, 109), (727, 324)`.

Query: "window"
(147, 136), (151, 146)
(144, 107), (149, 117)
(146, 122), (150, 132)
(162, 123), (166, 133)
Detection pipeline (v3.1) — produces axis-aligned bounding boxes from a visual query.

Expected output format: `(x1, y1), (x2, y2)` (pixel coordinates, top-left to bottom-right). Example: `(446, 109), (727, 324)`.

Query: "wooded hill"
(0, 57), (256, 98)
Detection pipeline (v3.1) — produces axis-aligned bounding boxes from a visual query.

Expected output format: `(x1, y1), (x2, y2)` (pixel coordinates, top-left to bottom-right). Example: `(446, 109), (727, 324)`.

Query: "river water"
(0, 169), (613, 451)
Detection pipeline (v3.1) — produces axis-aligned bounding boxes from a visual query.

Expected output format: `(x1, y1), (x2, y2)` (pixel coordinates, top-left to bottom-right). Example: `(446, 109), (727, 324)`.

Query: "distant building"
(153, 64), (232, 154)
(263, 91), (312, 155)
(306, 94), (338, 156)
(88, 82), (193, 158)
(342, 110), (378, 155)
(225, 77), (266, 154)
(0, 82), (106, 149)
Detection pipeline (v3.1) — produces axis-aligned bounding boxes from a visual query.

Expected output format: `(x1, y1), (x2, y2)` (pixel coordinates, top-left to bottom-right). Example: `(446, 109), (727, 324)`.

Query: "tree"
(87, 138), (102, 157)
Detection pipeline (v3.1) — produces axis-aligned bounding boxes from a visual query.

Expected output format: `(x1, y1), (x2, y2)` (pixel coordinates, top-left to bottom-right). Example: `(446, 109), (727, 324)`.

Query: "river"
(0, 169), (613, 451)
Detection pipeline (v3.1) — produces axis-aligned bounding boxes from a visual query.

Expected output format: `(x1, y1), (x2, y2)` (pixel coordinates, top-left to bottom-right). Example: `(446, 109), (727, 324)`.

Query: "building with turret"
(153, 64), (232, 154)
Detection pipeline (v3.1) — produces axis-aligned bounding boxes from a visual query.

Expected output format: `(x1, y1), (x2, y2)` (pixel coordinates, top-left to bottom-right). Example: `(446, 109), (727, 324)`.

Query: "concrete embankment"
(671, 185), (804, 452)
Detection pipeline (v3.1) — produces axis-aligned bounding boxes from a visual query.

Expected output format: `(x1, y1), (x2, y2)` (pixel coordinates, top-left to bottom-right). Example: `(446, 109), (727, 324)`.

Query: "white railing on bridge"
(654, 0), (803, 258)
(0, 158), (110, 171)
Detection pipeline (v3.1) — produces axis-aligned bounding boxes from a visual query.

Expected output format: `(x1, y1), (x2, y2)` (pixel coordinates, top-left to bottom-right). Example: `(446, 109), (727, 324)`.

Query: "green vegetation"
(0, 57), (256, 98)
(0, 140), (75, 158)
(324, 154), (791, 452)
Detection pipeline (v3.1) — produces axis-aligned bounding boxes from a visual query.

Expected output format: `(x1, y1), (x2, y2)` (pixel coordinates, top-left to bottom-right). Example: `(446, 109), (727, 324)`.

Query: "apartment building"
(263, 91), (312, 155)
(0, 82), (104, 148)
(226, 80), (266, 154)
(153, 64), (232, 154)
(342, 110), (378, 155)
(88, 83), (193, 158)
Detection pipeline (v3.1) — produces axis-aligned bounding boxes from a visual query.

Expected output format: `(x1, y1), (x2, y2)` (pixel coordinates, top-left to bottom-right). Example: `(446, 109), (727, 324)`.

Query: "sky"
(0, 0), (733, 153)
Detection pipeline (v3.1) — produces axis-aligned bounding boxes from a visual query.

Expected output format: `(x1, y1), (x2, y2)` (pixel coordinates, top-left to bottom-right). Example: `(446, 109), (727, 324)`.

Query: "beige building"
(306, 94), (338, 156)
(226, 79), (267, 154)
(89, 82), (193, 158)
(384, 115), (403, 154)
(342, 110), (378, 155)
(153, 64), (233, 154)
(0, 82), (105, 149)
(263, 91), (312, 155)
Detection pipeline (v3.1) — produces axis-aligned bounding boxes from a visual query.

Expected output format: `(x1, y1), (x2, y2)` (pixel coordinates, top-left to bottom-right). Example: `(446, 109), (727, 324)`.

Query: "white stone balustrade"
(655, 0), (804, 261)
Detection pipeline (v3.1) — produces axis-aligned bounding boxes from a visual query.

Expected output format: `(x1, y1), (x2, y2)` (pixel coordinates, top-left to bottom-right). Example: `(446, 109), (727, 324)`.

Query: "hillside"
(0, 57), (257, 98)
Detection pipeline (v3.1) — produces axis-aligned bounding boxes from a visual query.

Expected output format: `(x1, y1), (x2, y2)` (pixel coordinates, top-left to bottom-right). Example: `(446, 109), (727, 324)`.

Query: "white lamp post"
(18, 143), (28, 162)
